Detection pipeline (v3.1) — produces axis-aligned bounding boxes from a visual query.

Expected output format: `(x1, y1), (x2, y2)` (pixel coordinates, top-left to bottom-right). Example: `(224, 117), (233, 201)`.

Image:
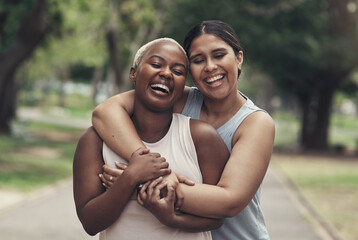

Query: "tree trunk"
(0, 0), (48, 134)
(299, 74), (347, 151)
(105, 0), (124, 95)
(0, 72), (16, 134)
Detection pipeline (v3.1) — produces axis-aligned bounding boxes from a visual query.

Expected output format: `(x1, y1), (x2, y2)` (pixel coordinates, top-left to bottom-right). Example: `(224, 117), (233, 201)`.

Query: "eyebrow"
(189, 48), (227, 61)
(150, 55), (187, 70)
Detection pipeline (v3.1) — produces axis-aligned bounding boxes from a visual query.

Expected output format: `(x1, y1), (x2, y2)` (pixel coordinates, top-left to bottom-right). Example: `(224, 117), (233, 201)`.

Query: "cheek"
(189, 65), (201, 79)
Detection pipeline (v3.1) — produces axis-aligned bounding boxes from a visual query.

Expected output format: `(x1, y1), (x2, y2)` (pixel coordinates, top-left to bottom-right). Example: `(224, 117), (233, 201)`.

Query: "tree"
(0, 0), (50, 134)
(243, 0), (358, 150)
(165, 0), (358, 151)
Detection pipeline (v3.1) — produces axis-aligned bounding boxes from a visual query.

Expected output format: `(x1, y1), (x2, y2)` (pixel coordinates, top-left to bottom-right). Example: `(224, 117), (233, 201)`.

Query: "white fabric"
(99, 113), (211, 240)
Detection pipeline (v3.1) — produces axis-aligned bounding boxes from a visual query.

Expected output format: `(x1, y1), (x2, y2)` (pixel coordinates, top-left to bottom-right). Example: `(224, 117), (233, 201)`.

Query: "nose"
(159, 66), (173, 79)
(204, 58), (217, 72)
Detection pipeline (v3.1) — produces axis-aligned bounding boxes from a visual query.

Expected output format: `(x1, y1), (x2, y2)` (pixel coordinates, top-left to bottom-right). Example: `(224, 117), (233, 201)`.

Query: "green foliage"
(0, 122), (82, 192)
(0, 0), (38, 50)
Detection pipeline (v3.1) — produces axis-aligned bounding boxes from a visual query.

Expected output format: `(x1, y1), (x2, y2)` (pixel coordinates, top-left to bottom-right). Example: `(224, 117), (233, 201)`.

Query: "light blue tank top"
(182, 87), (270, 240)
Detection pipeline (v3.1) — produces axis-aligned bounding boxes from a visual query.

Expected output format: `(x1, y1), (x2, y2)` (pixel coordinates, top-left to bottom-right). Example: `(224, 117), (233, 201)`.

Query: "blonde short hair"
(132, 38), (188, 69)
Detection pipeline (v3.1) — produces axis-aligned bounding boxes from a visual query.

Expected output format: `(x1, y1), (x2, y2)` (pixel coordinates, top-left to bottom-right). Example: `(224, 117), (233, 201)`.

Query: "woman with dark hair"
(93, 20), (275, 240)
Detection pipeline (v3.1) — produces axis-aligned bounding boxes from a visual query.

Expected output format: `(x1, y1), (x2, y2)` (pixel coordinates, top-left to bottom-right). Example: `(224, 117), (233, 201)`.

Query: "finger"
(99, 173), (108, 184)
(104, 165), (123, 176)
(114, 161), (127, 170)
(103, 172), (116, 183)
(147, 177), (163, 196)
(160, 161), (169, 169)
(138, 181), (150, 205)
(166, 185), (175, 202)
(138, 181), (151, 199)
(149, 152), (161, 158)
(159, 168), (171, 177)
(174, 186), (184, 211)
(134, 147), (150, 156)
(137, 193), (144, 206)
(102, 182), (109, 189)
(177, 174), (195, 186)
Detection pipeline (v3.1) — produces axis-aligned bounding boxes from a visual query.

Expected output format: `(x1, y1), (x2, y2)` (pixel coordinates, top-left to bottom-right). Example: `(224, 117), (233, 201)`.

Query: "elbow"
(212, 218), (224, 230)
(78, 212), (103, 236)
(81, 220), (102, 236)
(84, 228), (98, 237)
(92, 105), (103, 126)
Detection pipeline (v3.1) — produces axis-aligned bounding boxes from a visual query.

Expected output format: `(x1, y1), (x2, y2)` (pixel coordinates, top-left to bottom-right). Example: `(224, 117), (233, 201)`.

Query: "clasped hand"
(99, 147), (194, 211)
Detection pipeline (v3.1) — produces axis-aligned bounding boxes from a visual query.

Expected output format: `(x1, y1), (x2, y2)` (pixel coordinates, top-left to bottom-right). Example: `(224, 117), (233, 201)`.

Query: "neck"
(131, 102), (173, 143)
(201, 90), (246, 128)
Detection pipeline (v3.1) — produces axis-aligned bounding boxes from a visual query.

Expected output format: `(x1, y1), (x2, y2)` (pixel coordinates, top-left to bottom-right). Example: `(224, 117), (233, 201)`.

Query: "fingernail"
(99, 174), (102, 178)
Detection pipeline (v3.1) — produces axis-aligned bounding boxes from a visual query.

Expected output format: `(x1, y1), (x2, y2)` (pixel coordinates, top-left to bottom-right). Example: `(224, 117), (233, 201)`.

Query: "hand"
(99, 162), (127, 189)
(137, 177), (176, 226)
(126, 147), (171, 184)
(162, 172), (195, 211)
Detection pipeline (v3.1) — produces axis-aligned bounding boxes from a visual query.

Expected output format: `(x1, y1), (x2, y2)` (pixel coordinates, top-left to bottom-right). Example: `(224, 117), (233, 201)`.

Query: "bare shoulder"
(74, 127), (103, 162)
(78, 127), (102, 144)
(189, 119), (219, 141)
(241, 111), (275, 134)
(232, 110), (275, 148)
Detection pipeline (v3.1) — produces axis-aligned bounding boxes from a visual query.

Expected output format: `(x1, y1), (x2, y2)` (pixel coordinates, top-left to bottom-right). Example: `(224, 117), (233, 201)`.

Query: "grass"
(0, 122), (84, 192)
(273, 111), (358, 151)
(272, 153), (358, 240)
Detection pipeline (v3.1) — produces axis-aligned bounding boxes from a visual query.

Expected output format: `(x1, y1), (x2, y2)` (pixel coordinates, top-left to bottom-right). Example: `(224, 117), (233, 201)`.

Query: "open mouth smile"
(206, 74), (224, 84)
(150, 83), (170, 94)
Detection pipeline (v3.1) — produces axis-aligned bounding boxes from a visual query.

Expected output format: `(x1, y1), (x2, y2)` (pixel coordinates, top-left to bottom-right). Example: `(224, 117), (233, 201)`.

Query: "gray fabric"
(182, 87), (270, 240)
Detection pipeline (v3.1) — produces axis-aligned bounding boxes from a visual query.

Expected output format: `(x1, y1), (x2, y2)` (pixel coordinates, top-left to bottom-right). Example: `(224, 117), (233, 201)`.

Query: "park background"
(0, 0), (357, 240)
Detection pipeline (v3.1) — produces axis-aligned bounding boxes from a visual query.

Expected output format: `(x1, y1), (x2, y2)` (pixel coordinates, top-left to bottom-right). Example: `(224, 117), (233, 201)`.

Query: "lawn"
(0, 122), (84, 192)
(272, 153), (358, 240)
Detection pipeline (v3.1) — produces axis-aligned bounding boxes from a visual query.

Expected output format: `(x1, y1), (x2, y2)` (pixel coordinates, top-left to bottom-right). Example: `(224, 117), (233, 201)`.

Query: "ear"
(129, 67), (136, 83)
(236, 51), (244, 70)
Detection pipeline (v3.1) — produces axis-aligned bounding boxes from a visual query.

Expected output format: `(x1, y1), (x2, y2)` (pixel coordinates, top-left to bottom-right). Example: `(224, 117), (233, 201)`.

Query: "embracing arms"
(136, 119), (229, 231)
(73, 127), (170, 235)
(92, 88), (189, 161)
(179, 112), (275, 218)
(92, 90), (142, 161)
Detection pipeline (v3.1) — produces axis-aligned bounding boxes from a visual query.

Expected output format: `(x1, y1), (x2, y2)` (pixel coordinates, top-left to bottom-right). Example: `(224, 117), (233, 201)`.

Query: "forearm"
(92, 92), (144, 161)
(78, 171), (138, 235)
(164, 213), (223, 232)
(180, 183), (242, 218)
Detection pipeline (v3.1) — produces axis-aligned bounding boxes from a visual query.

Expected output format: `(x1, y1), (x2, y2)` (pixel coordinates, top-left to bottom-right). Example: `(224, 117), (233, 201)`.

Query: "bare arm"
(138, 119), (229, 231)
(92, 87), (190, 160)
(138, 179), (224, 232)
(73, 127), (138, 235)
(73, 128), (171, 235)
(180, 112), (275, 218)
(92, 90), (143, 161)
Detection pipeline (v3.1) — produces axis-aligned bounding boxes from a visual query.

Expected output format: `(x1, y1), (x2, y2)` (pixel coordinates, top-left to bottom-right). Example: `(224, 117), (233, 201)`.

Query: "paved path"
(0, 167), (334, 240)
(0, 179), (97, 240)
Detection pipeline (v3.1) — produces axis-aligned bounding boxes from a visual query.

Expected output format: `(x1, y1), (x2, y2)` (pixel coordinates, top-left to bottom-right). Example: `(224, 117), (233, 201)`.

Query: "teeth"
(151, 84), (170, 93)
(207, 75), (224, 83)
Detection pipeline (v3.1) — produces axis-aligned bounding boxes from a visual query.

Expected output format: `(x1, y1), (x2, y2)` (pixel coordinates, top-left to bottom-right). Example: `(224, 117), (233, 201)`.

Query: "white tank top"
(100, 113), (211, 240)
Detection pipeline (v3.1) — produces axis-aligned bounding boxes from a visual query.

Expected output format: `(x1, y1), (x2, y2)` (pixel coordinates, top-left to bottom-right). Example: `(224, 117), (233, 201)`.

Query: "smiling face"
(130, 41), (188, 112)
(188, 34), (243, 100)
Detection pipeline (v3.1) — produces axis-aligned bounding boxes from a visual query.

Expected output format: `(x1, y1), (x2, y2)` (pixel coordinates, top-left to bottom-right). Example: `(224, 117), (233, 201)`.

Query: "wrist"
(121, 166), (141, 188)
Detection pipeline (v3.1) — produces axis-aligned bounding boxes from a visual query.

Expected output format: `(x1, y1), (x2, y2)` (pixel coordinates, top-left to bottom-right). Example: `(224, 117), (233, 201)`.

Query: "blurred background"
(0, 0), (357, 240)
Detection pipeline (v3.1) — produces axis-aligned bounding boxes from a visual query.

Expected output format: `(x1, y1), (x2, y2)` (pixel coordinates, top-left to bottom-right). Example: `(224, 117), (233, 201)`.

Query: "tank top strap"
(217, 92), (264, 152)
(181, 87), (203, 120)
